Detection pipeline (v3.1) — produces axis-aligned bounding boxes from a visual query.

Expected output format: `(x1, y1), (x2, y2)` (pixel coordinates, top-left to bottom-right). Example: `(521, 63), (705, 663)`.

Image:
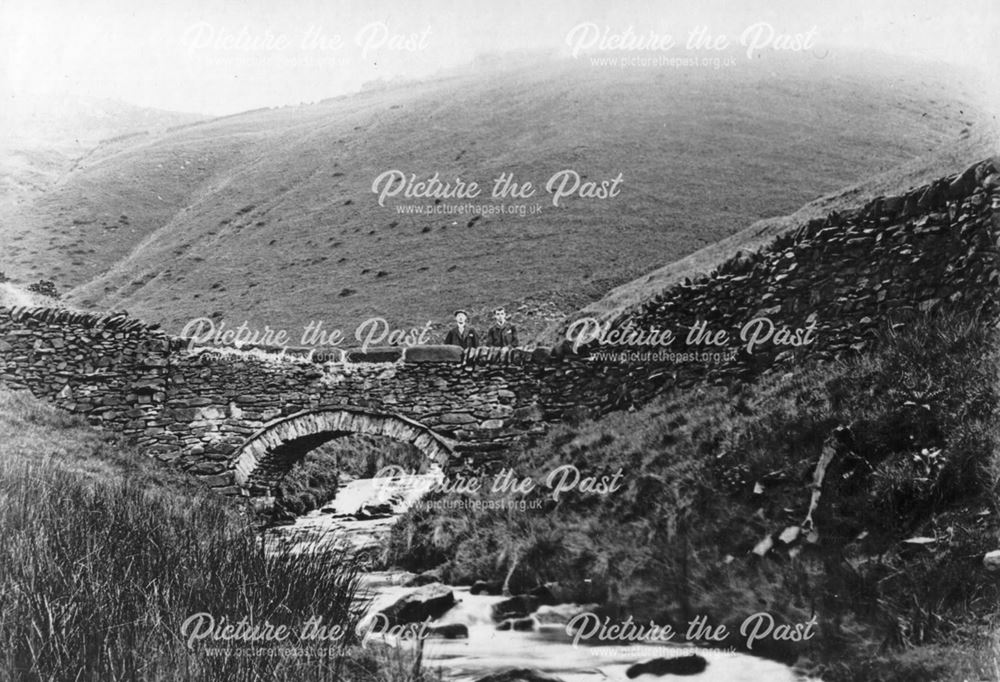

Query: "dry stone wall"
(0, 309), (172, 440)
(558, 157), (1000, 407)
(0, 158), (997, 495)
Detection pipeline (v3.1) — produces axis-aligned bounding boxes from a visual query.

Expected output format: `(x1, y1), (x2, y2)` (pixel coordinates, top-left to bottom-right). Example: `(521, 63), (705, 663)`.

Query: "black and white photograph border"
(1, 1), (999, 680)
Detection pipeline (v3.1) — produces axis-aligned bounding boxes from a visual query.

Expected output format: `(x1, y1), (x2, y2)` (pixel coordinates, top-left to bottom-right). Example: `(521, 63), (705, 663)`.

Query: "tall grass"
(0, 389), (424, 682)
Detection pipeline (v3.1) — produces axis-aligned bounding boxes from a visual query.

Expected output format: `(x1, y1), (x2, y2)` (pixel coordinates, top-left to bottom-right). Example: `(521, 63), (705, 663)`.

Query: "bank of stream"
(266, 474), (810, 682)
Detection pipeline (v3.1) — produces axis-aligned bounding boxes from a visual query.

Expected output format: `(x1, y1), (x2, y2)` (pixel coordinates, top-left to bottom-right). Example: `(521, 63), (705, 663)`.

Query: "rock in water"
(491, 594), (540, 621)
(496, 616), (535, 631)
(405, 568), (444, 586)
(532, 603), (600, 625)
(625, 655), (708, 678)
(474, 669), (564, 682)
(426, 623), (469, 639)
(375, 583), (455, 628)
(470, 579), (503, 595)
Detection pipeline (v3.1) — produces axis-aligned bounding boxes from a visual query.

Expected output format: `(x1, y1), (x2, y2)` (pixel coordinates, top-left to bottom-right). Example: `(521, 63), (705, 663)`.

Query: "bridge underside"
(231, 408), (454, 493)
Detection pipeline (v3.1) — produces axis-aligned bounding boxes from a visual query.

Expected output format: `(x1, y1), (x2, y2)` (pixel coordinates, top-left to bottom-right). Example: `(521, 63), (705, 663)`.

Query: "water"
(268, 476), (812, 681)
(266, 468), (441, 560)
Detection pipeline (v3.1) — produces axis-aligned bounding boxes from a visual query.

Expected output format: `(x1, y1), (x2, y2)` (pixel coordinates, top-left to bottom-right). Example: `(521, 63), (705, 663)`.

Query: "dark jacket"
(443, 326), (478, 349)
(486, 324), (518, 347)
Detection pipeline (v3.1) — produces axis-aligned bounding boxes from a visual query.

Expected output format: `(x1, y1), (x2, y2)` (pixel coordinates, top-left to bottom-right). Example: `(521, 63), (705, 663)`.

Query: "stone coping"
(0, 307), (562, 366)
(1, 306), (166, 335)
(176, 342), (557, 365)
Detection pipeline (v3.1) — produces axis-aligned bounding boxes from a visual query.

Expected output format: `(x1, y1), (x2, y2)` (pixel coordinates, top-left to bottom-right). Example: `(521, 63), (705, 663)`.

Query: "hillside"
(0, 50), (991, 339)
(0, 94), (207, 216)
(552, 126), (1000, 342)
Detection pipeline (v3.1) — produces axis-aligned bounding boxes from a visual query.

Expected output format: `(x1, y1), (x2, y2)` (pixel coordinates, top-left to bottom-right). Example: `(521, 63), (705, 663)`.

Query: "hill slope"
(0, 95), (207, 216)
(0, 51), (991, 338)
(552, 125), (999, 342)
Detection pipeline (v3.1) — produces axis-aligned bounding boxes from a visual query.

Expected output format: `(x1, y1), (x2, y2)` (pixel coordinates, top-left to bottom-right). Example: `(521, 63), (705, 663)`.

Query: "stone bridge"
(0, 318), (622, 495)
(1, 158), (997, 496)
(231, 407), (456, 488)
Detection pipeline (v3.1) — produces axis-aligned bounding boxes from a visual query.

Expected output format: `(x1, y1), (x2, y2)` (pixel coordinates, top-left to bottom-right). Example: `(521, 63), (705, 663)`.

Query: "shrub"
(27, 279), (60, 299)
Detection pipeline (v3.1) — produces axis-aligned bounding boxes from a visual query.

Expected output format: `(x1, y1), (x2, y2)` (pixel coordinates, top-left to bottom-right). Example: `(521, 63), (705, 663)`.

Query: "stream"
(267, 474), (812, 682)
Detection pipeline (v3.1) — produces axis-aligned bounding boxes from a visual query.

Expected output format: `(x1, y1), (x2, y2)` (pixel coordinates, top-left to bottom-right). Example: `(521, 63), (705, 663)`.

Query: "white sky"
(2, 0), (997, 116)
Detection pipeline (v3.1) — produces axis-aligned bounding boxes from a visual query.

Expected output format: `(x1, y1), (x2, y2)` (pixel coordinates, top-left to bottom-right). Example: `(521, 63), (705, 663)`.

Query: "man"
(443, 310), (478, 348)
(486, 307), (518, 347)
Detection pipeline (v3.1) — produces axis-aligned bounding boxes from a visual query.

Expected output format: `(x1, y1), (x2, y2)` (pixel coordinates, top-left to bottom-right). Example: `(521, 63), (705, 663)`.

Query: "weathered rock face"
(0, 159), (998, 496)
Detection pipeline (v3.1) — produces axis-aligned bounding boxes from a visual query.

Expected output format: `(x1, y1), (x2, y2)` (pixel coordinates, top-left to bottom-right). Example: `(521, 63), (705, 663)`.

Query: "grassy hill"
(551, 128), (1000, 342)
(0, 95), (207, 217)
(386, 312), (1000, 681)
(0, 50), (991, 340)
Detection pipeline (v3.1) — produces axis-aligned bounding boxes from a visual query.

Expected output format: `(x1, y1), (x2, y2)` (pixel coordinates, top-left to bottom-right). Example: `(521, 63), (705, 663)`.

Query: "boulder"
(625, 655), (707, 678)
(528, 583), (559, 606)
(983, 549), (1000, 571)
(491, 595), (540, 621)
(405, 568), (445, 587)
(375, 583), (456, 628)
(532, 603), (600, 625)
(496, 617), (535, 632)
(720, 614), (804, 664)
(529, 581), (587, 604)
(354, 503), (393, 519)
(426, 623), (469, 639)
(470, 580), (504, 595)
(474, 669), (564, 682)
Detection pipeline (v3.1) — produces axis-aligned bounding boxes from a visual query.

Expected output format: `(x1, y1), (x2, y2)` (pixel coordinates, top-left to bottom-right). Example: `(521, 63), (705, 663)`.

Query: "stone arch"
(230, 407), (454, 490)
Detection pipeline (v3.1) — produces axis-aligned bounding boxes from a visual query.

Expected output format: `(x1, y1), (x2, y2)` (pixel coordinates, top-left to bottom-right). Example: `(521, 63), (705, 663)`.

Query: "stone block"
(346, 347), (402, 363)
(200, 473), (234, 487)
(403, 345), (464, 363)
(531, 347), (552, 363)
(440, 412), (477, 424)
